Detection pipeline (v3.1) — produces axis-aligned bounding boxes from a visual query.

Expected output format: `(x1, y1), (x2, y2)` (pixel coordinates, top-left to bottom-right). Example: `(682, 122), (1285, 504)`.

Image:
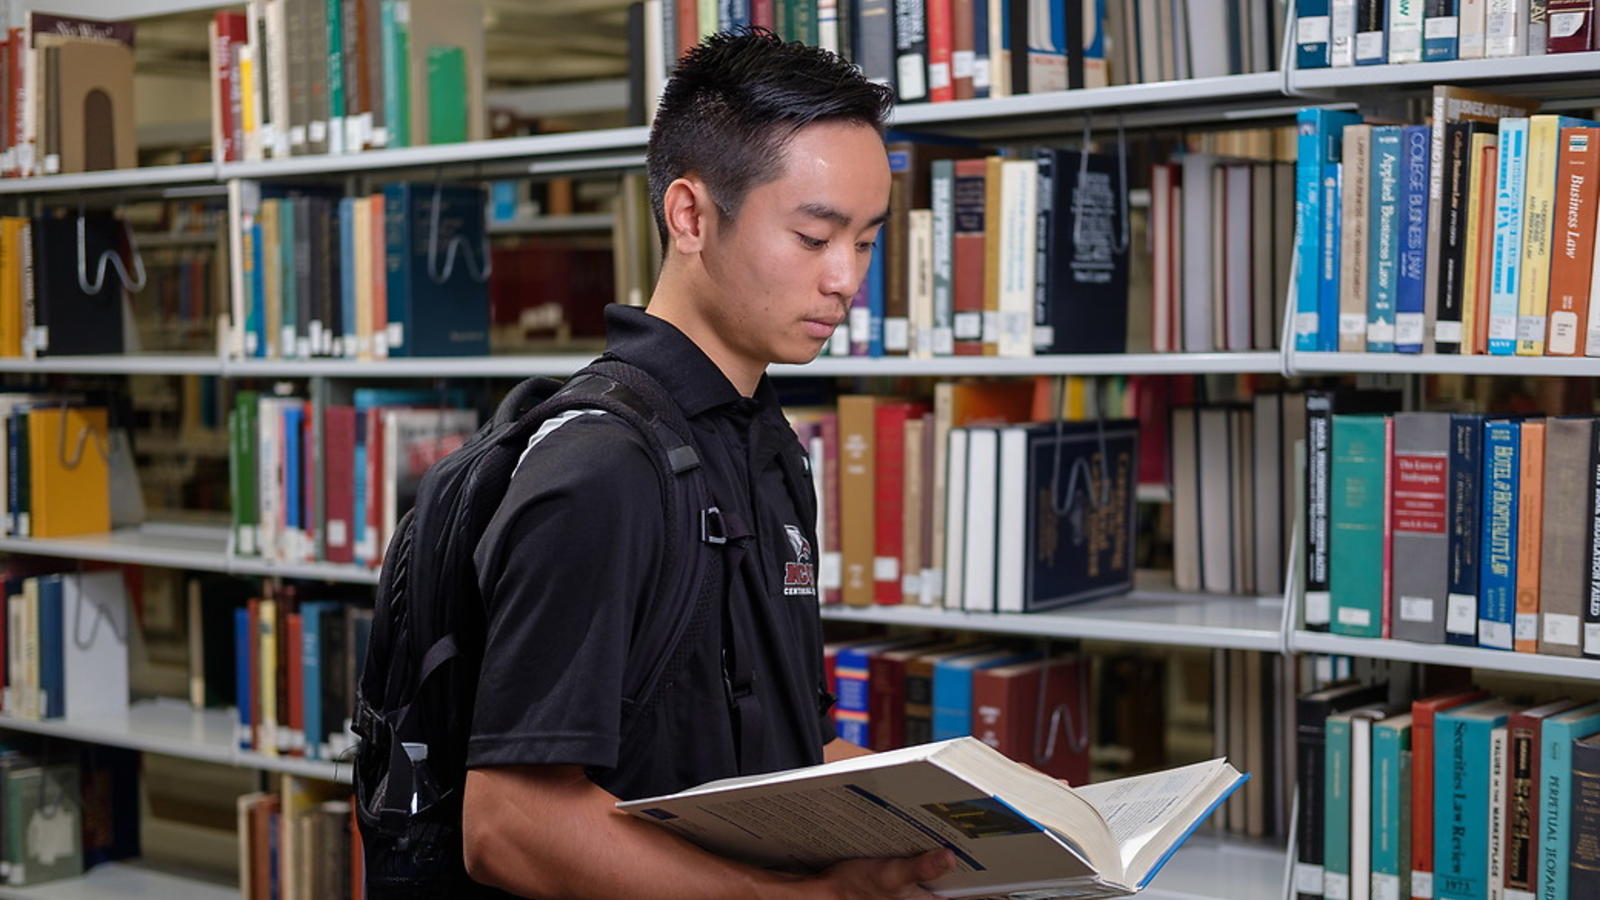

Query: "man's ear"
(662, 176), (715, 256)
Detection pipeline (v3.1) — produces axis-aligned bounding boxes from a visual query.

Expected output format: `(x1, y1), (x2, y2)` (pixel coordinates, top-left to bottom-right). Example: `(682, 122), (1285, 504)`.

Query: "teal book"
(5, 762), (82, 885)
(278, 197), (297, 356)
(426, 46), (467, 144)
(381, 0), (410, 148)
(1329, 415), (1388, 638)
(1435, 699), (1519, 900)
(1537, 701), (1600, 900)
(1367, 126), (1402, 353)
(1372, 712), (1413, 900)
(1325, 706), (1386, 900)
(326, 0), (345, 154)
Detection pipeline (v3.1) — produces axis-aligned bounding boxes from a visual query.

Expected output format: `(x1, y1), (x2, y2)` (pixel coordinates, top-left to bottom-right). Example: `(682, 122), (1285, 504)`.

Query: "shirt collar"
(602, 304), (780, 420)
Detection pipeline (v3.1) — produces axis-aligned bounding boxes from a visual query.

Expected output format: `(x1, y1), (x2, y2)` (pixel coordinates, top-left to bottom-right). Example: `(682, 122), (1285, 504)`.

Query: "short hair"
(646, 29), (894, 250)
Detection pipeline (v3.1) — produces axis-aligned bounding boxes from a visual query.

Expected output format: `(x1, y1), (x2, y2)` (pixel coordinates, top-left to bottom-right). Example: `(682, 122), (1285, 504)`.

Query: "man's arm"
(823, 737), (874, 763)
(462, 765), (952, 900)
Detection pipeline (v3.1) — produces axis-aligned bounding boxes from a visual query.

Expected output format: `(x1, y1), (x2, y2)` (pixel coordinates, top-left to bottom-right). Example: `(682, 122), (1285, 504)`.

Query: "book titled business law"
(621, 737), (1245, 899)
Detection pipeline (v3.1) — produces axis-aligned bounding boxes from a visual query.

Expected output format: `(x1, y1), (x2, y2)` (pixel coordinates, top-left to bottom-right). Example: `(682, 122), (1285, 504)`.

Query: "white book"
(1388, 0), (1425, 62)
(1488, 725), (1507, 900)
(943, 428), (970, 610)
(962, 428), (999, 612)
(1332, 0), (1359, 65)
(909, 209), (936, 359)
(1351, 714), (1378, 900)
(1225, 165), (1254, 351)
(61, 572), (130, 721)
(1458, 0), (1489, 57)
(817, 0), (839, 54)
(257, 396), (281, 563)
(997, 160), (1038, 358)
(621, 739), (1245, 899)
(994, 427), (1027, 613)
(1189, 0), (1231, 74)
(267, 0), (291, 157)
(643, 0), (663, 125)
(1485, 0), (1528, 56)
(1181, 153), (1216, 352)
(1199, 408), (1234, 594)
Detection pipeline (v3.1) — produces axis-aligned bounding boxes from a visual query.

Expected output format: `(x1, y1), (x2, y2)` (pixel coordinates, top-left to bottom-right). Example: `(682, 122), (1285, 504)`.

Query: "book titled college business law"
(620, 737), (1244, 899)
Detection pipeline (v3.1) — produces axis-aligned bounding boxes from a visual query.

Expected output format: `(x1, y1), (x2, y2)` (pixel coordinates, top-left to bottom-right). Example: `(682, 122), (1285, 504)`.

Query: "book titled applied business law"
(620, 737), (1244, 899)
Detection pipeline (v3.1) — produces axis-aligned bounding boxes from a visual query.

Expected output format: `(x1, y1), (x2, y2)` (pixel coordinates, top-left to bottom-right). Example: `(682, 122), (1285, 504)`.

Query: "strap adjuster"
(701, 506), (728, 545)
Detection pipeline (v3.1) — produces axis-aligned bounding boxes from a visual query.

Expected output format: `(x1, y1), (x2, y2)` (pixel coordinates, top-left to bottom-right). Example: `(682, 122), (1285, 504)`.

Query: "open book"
(618, 737), (1245, 899)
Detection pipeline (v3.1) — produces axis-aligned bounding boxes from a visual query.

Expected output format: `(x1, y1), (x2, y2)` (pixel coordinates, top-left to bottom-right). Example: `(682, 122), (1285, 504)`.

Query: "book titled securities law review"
(619, 737), (1245, 899)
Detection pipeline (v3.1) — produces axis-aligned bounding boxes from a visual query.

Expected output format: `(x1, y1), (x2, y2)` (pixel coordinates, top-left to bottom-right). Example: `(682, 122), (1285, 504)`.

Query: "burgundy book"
(972, 657), (1092, 785)
(1505, 699), (1583, 893)
(323, 406), (356, 565)
(1547, 0), (1595, 52)
(952, 159), (988, 355)
(868, 641), (951, 751)
(874, 402), (925, 605)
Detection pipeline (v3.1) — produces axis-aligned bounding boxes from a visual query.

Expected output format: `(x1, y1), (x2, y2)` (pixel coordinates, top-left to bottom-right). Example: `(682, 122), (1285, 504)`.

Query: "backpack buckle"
(701, 507), (728, 546)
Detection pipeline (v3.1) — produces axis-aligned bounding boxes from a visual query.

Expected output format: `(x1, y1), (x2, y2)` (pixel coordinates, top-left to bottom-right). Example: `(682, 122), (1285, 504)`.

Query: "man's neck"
(645, 283), (765, 398)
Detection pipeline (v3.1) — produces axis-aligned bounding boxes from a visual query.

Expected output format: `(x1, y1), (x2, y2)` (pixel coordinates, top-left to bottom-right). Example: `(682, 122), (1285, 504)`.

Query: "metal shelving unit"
(0, 355), (226, 376)
(0, 162), (219, 196)
(1292, 631), (1600, 680)
(1289, 350), (1600, 377)
(0, 524), (379, 585)
(1289, 50), (1600, 91)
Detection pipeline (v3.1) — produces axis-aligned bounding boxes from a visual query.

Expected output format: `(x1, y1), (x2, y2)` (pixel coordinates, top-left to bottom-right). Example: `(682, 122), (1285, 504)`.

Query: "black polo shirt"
(469, 305), (832, 802)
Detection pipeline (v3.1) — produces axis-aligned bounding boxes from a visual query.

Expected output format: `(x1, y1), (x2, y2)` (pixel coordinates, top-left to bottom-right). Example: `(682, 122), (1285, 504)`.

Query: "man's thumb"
(911, 849), (955, 883)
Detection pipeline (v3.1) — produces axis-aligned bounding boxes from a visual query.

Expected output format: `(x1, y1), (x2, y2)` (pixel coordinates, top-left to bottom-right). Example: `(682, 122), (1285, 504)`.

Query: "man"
(461, 29), (955, 900)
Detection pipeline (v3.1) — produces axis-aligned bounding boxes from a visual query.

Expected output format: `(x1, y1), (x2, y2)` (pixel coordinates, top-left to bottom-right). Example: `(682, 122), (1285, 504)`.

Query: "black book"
(294, 197), (314, 357)
(1007, 0), (1028, 95)
(1035, 148), (1128, 354)
(1295, 682), (1387, 900)
(1585, 419), (1600, 659)
(626, 2), (645, 128)
(855, 0), (897, 92)
(323, 195), (343, 357)
(893, 0), (928, 102)
(318, 602), (349, 752)
(1573, 733), (1600, 897)
(1065, 0), (1084, 89)
(837, 0), (856, 64)
(1435, 121), (1494, 354)
(31, 214), (126, 356)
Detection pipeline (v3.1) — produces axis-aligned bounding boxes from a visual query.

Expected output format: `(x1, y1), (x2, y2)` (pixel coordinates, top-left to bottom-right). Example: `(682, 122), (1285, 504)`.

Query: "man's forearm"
(823, 737), (874, 763)
(463, 767), (813, 900)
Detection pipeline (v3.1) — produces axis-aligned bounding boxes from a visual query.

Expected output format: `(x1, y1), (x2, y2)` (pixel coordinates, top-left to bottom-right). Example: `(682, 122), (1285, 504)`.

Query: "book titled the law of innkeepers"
(619, 737), (1245, 899)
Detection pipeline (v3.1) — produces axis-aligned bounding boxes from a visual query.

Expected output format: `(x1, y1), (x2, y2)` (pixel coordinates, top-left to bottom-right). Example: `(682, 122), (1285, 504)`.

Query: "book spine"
(1398, 125), (1431, 353)
(1459, 0), (1489, 54)
(1506, 717), (1541, 893)
(1369, 128), (1402, 352)
(971, 0), (990, 96)
(1391, 415), (1451, 644)
(1436, 124), (1474, 352)
(1514, 421), (1545, 653)
(1541, 718), (1593, 900)
(1322, 153), (1346, 353)
(1298, 702), (1331, 900)
(904, 663), (934, 745)
(1530, 0), (1551, 50)
(1330, 415), (1386, 638)
(1548, 127), (1598, 355)
(866, 656), (902, 750)
(1489, 119), (1530, 355)
(927, 0), (954, 101)
(1547, 0), (1595, 51)
(382, 184), (408, 355)
(235, 606), (253, 749)
(1517, 117), (1563, 356)
(326, 0), (345, 154)
(1372, 723), (1404, 895)
(1325, 716), (1354, 900)
(1356, 0), (1389, 61)
(874, 405), (910, 606)
(1341, 127), (1372, 352)
(1389, 0), (1425, 61)
(1479, 421), (1519, 650)
(1488, 726), (1509, 899)
(894, 0), (929, 101)
(1298, 112), (1327, 351)
(1485, 0), (1529, 55)
(1298, 0), (1334, 67)
(1471, 141), (1501, 355)
(1435, 714), (1487, 900)
(1332, 0), (1357, 65)
(998, 158), (1038, 358)
(1423, 0), (1460, 59)
(832, 648), (871, 745)
(1571, 738), (1600, 898)
(929, 160), (955, 356)
(839, 396), (877, 607)
(1351, 716), (1376, 898)
(1585, 421), (1600, 659)
(1033, 148), (1054, 353)
(1306, 392), (1334, 631)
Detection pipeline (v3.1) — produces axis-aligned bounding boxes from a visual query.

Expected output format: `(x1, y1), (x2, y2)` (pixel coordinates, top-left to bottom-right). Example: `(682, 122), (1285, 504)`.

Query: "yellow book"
(1517, 116), (1573, 355)
(1460, 132), (1497, 355)
(1065, 376), (1087, 420)
(260, 200), (281, 360)
(982, 156), (1004, 356)
(258, 598), (278, 758)
(26, 407), (109, 539)
(355, 198), (373, 360)
(239, 44), (257, 159)
(0, 219), (16, 358)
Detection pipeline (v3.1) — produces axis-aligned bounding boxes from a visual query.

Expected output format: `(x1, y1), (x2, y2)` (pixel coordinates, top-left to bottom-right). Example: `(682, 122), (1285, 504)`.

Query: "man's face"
(697, 121), (892, 366)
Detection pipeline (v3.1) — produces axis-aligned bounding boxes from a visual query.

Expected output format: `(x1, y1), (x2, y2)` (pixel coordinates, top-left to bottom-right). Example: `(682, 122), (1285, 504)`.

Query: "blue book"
(1477, 420), (1518, 650)
(36, 575), (63, 719)
(1322, 151), (1346, 352)
(1435, 700), (1518, 900)
(235, 607), (252, 750)
(1422, 0), (1459, 61)
(1445, 414), (1485, 647)
(932, 649), (1036, 741)
(1368, 126), (1403, 353)
(1539, 702), (1600, 900)
(833, 638), (917, 746)
(1296, 110), (1364, 352)
(1396, 124), (1431, 353)
(339, 197), (357, 358)
(1489, 118), (1530, 356)
(719, 0), (749, 28)
(489, 181), (517, 221)
(1297, 0), (1334, 67)
(382, 182), (491, 357)
(972, 0), (990, 99)
(301, 602), (328, 760)
(284, 405), (303, 541)
(867, 231), (886, 357)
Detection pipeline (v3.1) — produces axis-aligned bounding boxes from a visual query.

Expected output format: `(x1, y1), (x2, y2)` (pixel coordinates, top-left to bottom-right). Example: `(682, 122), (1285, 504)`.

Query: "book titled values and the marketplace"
(619, 737), (1245, 899)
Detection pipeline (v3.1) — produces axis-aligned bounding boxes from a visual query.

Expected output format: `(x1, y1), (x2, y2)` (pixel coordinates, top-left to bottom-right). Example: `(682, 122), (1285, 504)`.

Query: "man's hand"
(803, 849), (956, 899)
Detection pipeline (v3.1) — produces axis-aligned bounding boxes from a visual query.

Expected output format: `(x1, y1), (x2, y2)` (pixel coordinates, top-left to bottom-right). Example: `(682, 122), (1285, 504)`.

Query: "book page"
(1071, 759), (1229, 873)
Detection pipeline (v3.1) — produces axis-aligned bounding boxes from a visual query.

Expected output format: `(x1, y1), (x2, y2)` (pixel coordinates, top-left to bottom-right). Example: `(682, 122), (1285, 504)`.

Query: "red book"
(1545, 126), (1600, 355)
(751, 0), (775, 31)
(301, 402), (316, 563)
(365, 408), (386, 567)
(214, 12), (248, 163)
(676, 0), (699, 62)
(820, 413), (842, 606)
(1131, 376), (1172, 488)
(370, 193), (388, 357)
(350, 803), (365, 900)
(1547, 0), (1595, 52)
(874, 402), (924, 605)
(951, 159), (988, 355)
(1505, 699), (1583, 893)
(950, 0), (976, 99)
(285, 612), (304, 757)
(972, 657), (1091, 785)
(868, 642), (947, 750)
(247, 597), (261, 751)
(324, 406), (357, 565)
(1410, 690), (1488, 899)
(1381, 416), (1394, 639)
(927, 0), (955, 103)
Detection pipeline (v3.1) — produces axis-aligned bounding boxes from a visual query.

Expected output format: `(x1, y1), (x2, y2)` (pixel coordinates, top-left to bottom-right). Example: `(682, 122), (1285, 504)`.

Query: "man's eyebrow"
(797, 203), (891, 229)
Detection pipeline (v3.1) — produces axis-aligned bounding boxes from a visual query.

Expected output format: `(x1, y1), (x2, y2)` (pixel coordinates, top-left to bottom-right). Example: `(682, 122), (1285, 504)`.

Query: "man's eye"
(855, 241), (875, 253)
(797, 234), (828, 250)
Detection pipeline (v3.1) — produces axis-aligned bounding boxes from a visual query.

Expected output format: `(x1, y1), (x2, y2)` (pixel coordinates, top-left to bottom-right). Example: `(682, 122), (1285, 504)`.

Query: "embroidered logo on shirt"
(783, 524), (816, 598)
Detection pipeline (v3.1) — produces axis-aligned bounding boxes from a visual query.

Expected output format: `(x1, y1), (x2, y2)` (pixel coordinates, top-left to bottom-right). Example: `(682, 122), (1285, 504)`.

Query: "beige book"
(407, 0), (486, 144)
(1538, 417), (1591, 657)
(1516, 115), (1567, 355)
(1459, 131), (1498, 354)
(1340, 125), (1373, 352)
(908, 209), (935, 359)
(839, 396), (879, 608)
(53, 41), (135, 173)
(930, 383), (954, 607)
(1171, 407), (1202, 592)
(996, 159), (1037, 358)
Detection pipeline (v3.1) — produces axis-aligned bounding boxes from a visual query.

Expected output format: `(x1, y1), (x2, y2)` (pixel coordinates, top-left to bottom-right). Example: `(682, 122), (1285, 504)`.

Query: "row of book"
(0, 396), (112, 540)
(239, 775), (361, 900)
(1296, 683), (1600, 900)
(208, 0), (485, 165)
(1294, 0), (1600, 68)
(0, 568), (129, 724)
(1311, 410), (1600, 658)
(0, 13), (136, 179)
(1292, 89), (1600, 358)
(230, 183), (491, 360)
(0, 212), (141, 359)
(638, 0), (1284, 118)
(0, 743), (140, 887)
(227, 389), (477, 569)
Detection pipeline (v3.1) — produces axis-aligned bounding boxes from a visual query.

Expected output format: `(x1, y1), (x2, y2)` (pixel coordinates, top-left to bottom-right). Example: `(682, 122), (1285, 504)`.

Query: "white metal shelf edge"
(1292, 630), (1600, 679)
(1290, 351), (1600, 377)
(1289, 51), (1600, 90)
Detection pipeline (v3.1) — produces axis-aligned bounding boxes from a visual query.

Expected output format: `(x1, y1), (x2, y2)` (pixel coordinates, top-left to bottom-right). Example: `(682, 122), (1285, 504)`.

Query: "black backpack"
(350, 357), (762, 898)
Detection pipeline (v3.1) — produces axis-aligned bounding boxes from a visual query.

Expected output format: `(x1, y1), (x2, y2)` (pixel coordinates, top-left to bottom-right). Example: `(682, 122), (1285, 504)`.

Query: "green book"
(6, 762), (82, 886)
(234, 391), (260, 557)
(382, 0), (411, 148)
(1372, 712), (1413, 900)
(326, 0), (345, 153)
(698, 0), (718, 38)
(1325, 709), (1360, 900)
(1330, 414), (1388, 638)
(426, 46), (467, 145)
(788, 0), (817, 45)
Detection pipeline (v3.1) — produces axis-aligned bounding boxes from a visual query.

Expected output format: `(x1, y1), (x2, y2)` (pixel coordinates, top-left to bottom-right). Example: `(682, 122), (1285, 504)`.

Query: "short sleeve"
(467, 414), (663, 771)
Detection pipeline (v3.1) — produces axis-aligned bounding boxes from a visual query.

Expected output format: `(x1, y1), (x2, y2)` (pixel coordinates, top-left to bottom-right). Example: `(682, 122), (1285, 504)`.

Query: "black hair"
(646, 28), (894, 250)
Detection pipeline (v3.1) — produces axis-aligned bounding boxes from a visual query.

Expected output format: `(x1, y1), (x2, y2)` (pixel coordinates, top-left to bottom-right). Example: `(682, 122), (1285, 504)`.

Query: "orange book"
(951, 381), (1036, 427)
(1472, 144), (1500, 355)
(1515, 420), (1546, 652)
(370, 192), (387, 358)
(1545, 127), (1600, 356)
(27, 407), (110, 538)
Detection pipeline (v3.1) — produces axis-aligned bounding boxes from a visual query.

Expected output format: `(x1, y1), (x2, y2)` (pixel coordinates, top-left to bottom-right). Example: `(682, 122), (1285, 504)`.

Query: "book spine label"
(1342, 128), (1373, 352)
(1547, 0), (1594, 51)
(1397, 128), (1432, 352)
(1486, 0), (1529, 55)
(1370, 128), (1402, 351)
(893, 0), (929, 101)
(1299, 0), (1335, 67)
(1489, 119), (1530, 355)
(1424, 0), (1461, 59)
(1547, 127), (1598, 355)
(1517, 117), (1563, 355)
(1436, 124), (1473, 352)
(1479, 421), (1519, 650)
(1390, 0), (1426, 61)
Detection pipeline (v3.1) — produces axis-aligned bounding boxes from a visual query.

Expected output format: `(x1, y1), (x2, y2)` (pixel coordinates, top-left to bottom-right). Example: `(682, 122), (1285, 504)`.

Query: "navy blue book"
(1446, 413), (1484, 646)
(1034, 149), (1128, 354)
(32, 214), (126, 356)
(235, 606), (253, 750)
(382, 183), (491, 357)
(37, 574), (64, 719)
